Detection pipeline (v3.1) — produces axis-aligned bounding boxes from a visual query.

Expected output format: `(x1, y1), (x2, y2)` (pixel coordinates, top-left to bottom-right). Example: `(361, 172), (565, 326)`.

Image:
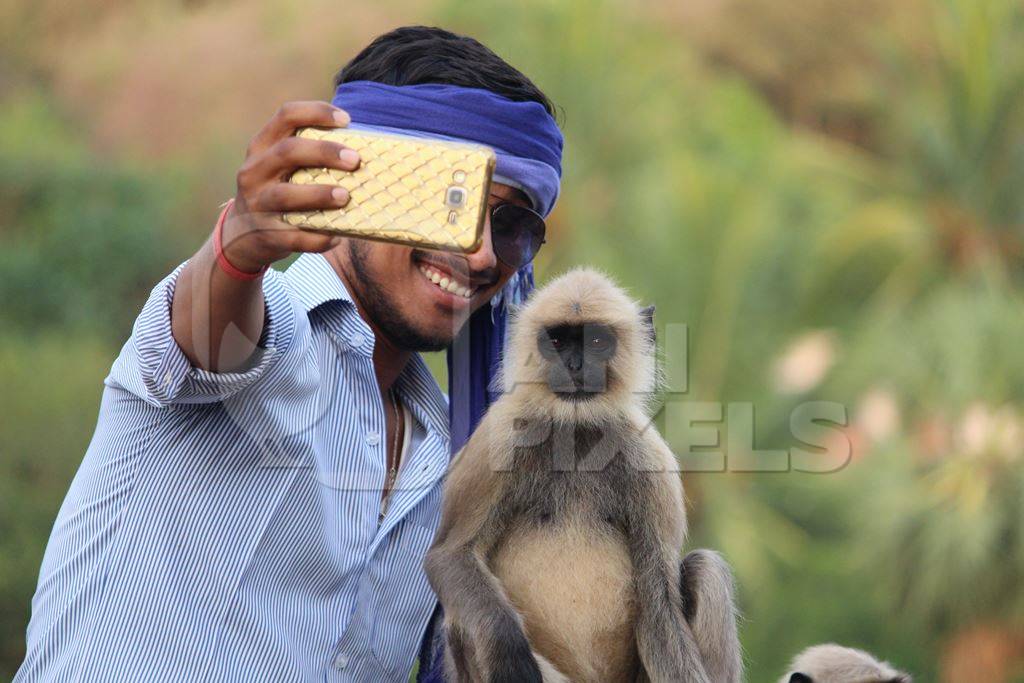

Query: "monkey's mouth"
(551, 374), (608, 401)
(553, 389), (601, 402)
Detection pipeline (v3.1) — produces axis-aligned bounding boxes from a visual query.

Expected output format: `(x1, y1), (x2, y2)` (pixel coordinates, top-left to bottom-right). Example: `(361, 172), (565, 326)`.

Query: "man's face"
(337, 182), (532, 352)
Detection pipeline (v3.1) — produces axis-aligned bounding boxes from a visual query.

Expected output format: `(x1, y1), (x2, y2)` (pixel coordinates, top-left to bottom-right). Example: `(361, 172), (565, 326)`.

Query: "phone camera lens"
(446, 186), (467, 209)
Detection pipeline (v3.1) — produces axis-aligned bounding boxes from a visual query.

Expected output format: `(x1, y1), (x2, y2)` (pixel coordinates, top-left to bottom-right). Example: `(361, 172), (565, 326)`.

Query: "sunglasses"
(488, 203), (546, 269)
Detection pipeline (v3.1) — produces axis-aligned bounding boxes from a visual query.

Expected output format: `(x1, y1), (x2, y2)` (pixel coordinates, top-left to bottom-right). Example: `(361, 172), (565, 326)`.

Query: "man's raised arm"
(171, 101), (360, 372)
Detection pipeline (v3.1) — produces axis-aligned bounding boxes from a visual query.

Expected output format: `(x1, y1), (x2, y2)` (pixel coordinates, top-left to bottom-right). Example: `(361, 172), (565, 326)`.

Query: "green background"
(3, 1), (1024, 680)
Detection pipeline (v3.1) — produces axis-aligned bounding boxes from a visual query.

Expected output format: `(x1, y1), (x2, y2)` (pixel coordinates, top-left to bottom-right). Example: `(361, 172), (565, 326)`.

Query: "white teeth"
(419, 263), (474, 299)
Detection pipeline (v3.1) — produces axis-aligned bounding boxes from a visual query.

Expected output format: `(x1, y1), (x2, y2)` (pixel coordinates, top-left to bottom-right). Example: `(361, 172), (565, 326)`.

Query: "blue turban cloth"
(331, 81), (563, 682)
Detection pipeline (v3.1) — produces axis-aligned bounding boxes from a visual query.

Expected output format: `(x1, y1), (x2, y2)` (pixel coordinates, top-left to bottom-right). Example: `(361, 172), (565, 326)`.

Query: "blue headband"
(332, 80), (563, 217)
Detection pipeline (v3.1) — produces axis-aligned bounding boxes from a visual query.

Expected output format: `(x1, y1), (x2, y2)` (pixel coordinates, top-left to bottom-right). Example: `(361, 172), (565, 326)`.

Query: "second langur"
(779, 644), (912, 683)
(425, 268), (742, 683)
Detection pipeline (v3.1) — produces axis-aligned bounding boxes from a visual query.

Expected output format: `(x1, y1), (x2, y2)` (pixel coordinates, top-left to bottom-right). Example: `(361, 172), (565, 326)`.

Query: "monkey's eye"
(536, 329), (565, 358)
(582, 325), (617, 356)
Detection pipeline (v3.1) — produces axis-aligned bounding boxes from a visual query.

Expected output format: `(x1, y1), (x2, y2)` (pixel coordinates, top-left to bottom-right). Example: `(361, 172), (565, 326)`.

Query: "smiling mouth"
(417, 262), (476, 300)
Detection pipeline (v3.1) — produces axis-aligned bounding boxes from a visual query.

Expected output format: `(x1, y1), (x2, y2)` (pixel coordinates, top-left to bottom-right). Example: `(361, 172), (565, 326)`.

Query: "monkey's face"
(536, 322), (618, 400)
(501, 268), (657, 424)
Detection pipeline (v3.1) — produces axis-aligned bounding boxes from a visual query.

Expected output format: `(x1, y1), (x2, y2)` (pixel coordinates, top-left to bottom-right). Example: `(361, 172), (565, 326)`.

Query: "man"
(16, 26), (562, 682)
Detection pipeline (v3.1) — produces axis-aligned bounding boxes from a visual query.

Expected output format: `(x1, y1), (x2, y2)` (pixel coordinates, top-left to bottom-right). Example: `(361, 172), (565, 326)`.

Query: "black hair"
(334, 26), (556, 119)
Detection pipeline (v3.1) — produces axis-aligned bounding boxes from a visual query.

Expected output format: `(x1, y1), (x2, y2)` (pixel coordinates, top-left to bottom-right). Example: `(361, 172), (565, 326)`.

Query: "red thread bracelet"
(213, 198), (268, 281)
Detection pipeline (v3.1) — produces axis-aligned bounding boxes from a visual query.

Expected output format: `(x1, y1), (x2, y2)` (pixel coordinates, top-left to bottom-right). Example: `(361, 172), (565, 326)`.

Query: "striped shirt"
(16, 253), (451, 682)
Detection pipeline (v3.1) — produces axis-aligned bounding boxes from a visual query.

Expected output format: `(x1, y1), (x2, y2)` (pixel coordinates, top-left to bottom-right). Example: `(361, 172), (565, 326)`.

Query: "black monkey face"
(536, 322), (618, 400)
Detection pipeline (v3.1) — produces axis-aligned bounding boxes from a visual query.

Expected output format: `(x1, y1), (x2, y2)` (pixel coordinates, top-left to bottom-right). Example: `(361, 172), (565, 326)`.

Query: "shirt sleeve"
(105, 262), (302, 407)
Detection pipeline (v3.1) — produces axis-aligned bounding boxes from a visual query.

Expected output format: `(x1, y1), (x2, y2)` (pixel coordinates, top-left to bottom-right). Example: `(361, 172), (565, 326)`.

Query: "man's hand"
(220, 101), (361, 272)
(170, 101), (360, 373)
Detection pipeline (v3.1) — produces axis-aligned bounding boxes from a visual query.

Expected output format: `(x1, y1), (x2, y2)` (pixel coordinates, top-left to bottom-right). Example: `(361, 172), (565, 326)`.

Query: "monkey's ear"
(788, 674), (813, 683)
(639, 305), (656, 343)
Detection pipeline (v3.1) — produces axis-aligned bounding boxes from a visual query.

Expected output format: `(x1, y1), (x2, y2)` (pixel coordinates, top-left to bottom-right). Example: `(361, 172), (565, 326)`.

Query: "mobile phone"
(281, 126), (496, 253)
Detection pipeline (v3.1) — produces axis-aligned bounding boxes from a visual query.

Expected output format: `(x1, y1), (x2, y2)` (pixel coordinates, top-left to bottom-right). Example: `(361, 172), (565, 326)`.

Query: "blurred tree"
(886, 0), (1024, 279)
(653, 0), (927, 148)
(0, 91), (186, 341)
(0, 337), (111, 673)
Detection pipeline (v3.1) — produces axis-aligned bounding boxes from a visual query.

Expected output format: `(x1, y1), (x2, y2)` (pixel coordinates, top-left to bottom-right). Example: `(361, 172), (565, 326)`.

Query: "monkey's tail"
(682, 549), (744, 683)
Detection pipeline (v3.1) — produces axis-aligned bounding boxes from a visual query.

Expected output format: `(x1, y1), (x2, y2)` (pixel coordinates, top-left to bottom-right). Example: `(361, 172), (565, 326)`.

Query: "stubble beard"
(346, 241), (454, 353)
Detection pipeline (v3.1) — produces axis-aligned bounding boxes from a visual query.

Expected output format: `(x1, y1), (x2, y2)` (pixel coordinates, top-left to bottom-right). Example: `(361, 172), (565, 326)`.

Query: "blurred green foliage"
(0, 337), (111, 670)
(2, 0), (1024, 680)
(0, 92), (188, 340)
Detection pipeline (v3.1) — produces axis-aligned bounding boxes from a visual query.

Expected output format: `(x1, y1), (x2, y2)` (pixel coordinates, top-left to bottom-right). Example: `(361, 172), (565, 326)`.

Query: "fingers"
(239, 136), (361, 188)
(244, 182), (350, 256)
(281, 230), (344, 255)
(222, 100), (358, 268)
(252, 182), (350, 213)
(220, 182), (349, 265)
(246, 100), (350, 158)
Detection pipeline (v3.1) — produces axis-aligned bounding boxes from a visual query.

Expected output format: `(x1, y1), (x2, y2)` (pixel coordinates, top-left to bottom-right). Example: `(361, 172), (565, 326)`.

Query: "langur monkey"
(779, 644), (912, 683)
(425, 269), (742, 683)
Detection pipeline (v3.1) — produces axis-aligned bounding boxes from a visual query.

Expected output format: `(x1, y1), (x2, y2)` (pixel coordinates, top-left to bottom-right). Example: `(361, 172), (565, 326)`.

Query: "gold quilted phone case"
(282, 127), (496, 253)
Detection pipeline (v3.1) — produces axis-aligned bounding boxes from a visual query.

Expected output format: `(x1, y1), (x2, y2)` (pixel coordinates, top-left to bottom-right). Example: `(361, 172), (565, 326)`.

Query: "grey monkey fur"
(424, 268), (743, 683)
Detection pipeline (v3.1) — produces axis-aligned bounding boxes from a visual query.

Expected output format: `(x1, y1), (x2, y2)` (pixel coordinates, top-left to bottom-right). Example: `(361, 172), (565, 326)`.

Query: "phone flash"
(452, 170), (467, 183)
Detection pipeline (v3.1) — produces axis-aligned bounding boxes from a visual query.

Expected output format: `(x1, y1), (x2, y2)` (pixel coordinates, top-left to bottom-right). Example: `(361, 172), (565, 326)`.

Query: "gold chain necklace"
(387, 388), (401, 491)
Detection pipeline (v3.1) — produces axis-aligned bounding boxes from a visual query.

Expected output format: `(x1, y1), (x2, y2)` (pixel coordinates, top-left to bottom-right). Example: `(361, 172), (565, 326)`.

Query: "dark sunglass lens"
(491, 205), (546, 269)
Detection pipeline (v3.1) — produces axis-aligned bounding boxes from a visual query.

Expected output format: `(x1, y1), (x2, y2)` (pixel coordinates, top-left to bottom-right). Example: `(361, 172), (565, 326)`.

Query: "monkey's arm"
(424, 417), (544, 683)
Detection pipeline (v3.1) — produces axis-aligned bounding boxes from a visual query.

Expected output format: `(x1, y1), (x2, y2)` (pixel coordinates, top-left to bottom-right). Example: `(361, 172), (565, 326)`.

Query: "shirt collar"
(282, 253), (451, 438)
(283, 252), (354, 313)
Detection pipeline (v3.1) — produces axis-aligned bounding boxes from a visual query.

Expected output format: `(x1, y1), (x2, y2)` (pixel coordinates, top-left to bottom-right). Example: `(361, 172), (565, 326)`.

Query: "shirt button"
(349, 332), (365, 348)
(333, 653), (348, 670)
(163, 371), (173, 387)
(366, 431), (381, 446)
